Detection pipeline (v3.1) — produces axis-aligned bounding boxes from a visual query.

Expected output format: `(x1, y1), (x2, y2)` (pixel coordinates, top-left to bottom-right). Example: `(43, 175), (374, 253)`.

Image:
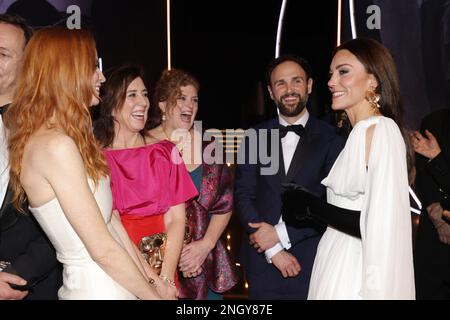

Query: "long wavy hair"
(4, 27), (109, 209)
(93, 65), (146, 148)
(146, 68), (199, 130)
(334, 38), (415, 183)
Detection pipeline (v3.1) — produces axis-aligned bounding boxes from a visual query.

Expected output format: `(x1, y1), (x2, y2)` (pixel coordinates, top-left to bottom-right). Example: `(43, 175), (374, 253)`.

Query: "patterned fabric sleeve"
(209, 164), (234, 215)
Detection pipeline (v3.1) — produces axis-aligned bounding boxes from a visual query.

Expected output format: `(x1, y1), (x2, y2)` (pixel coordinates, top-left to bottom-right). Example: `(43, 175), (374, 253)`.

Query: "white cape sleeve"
(359, 117), (415, 299)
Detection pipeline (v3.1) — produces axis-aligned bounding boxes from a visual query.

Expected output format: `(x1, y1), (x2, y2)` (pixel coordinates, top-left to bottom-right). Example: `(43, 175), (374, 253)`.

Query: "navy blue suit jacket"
(234, 115), (344, 298)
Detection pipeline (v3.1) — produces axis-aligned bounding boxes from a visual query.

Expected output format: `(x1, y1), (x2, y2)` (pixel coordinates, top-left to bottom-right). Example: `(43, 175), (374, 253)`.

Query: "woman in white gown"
(283, 38), (415, 299)
(3, 27), (175, 300)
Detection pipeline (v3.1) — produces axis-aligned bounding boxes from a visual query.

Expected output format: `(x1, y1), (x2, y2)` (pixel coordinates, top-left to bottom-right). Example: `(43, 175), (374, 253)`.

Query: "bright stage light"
(166, 0), (171, 70)
(337, 0), (342, 46)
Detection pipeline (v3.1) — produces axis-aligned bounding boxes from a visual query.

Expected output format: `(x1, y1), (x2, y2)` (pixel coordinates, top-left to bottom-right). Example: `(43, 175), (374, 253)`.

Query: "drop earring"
(365, 87), (381, 109)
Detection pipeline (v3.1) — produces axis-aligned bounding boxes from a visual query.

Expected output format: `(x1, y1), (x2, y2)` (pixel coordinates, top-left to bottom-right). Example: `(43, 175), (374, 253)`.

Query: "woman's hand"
(154, 277), (178, 300)
(181, 266), (203, 278)
(178, 239), (211, 277)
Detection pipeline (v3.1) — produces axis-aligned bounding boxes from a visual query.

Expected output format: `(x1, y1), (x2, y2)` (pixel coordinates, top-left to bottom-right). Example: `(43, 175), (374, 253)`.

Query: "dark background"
(4, 0), (449, 130)
(90, 0), (339, 129)
(3, 0), (338, 129)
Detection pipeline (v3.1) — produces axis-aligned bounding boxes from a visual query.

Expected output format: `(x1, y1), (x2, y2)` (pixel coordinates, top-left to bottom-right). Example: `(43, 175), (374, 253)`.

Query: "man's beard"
(275, 92), (308, 117)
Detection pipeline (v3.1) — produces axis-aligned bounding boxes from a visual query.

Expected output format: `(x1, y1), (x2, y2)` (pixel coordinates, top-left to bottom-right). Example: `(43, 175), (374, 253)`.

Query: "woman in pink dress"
(93, 65), (198, 293)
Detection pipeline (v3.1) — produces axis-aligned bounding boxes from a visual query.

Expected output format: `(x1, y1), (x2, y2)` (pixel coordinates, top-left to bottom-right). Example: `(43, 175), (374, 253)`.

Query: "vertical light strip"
(275, 0), (288, 58)
(337, 0), (342, 46)
(409, 187), (422, 211)
(166, 0), (172, 70)
(349, 0), (357, 39)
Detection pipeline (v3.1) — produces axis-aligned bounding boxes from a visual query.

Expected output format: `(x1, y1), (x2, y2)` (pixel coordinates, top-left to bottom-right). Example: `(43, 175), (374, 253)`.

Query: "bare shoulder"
(22, 130), (82, 205)
(24, 130), (82, 175)
(34, 131), (80, 161)
(43, 132), (78, 155)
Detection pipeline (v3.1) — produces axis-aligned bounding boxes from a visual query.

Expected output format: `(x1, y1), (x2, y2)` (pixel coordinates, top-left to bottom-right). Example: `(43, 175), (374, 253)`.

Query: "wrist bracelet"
(159, 274), (175, 286)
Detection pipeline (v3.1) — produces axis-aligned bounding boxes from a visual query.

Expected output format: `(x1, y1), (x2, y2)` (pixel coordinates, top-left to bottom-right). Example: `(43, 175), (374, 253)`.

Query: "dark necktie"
(279, 124), (305, 138)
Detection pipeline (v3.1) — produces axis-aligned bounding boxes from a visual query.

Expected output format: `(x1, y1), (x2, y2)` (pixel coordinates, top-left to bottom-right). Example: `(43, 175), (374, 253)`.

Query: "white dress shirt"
(264, 110), (309, 263)
(0, 114), (9, 205)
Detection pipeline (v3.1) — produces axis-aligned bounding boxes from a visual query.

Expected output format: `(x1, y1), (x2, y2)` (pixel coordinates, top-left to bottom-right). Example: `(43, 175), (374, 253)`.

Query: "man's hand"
(248, 222), (279, 253)
(426, 203), (450, 245)
(427, 202), (444, 227)
(436, 223), (450, 245)
(443, 210), (450, 220)
(0, 272), (28, 300)
(271, 250), (301, 278)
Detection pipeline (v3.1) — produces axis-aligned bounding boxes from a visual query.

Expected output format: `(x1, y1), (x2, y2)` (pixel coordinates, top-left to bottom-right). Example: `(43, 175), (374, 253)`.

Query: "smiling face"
(328, 49), (377, 112)
(268, 60), (312, 121)
(112, 76), (149, 133)
(90, 56), (105, 106)
(161, 84), (198, 131)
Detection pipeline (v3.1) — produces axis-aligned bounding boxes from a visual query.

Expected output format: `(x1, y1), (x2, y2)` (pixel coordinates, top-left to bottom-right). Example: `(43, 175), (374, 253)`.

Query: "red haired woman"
(4, 27), (168, 299)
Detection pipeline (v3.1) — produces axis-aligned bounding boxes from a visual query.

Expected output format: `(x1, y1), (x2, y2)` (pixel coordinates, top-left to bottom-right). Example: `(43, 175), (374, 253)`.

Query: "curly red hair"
(146, 68), (200, 130)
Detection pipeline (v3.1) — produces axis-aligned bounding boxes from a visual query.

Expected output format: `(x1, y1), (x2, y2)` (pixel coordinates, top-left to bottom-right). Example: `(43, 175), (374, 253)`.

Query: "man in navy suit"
(234, 55), (344, 299)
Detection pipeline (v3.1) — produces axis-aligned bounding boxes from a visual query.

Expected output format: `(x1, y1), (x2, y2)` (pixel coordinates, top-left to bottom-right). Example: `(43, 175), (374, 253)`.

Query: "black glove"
(281, 183), (362, 238)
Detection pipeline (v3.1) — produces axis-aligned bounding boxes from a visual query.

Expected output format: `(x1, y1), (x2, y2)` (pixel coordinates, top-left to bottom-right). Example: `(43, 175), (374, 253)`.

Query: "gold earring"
(365, 87), (381, 109)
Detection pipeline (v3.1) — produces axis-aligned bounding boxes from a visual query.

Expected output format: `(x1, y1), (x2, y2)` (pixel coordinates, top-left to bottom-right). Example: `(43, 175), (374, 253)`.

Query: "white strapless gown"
(29, 178), (137, 300)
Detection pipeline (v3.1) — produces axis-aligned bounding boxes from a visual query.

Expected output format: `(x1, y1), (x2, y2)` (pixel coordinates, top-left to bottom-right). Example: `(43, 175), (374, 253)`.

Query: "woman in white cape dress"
(311, 38), (414, 299)
(284, 38), (415, 300)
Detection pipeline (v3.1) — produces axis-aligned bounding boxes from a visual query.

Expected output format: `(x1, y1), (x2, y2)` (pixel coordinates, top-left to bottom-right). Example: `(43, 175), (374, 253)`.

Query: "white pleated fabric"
(0, 117), (9, 204)
(308, 116), (415, 300)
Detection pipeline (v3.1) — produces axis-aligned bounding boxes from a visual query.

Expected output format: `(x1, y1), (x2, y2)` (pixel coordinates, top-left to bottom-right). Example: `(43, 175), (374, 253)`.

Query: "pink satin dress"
(103, 140), (198, 285)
